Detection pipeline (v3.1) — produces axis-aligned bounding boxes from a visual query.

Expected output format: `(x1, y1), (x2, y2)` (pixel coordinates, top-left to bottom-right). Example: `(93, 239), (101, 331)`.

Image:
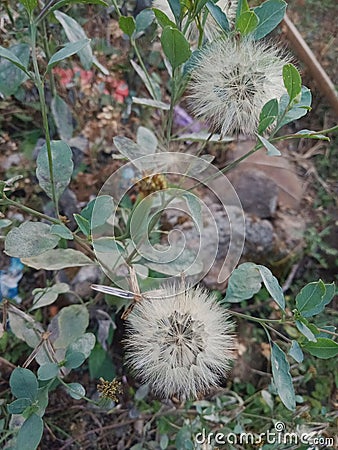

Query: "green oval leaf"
(0, 45), (30, 75)
(161, 26), (191, 70)
(68, 333), (96, 359)
(74, 214), (90, 236)
(223, 262), (262, 303)
(236, 0), (250, 18)
(16, 414), (44, 450)
(47, 39), (90, 69)
(253, 0), (287, 39)
(50, 224), (74, 240)
(65, 350), (86, 369)
(54, 11), (93, 69)
(153, 8), (177, 29)
(206, 1), (230, 32)
(37, 363), (59, 380)
(31, 283), (70, 311)
(5, 222), (60, 258)
(288, 340), (304, 363)
(271, 342), (296, 411)
(136, 126), (158, 154)
(119, 16), (136, 37)
(0, 44), (30, 97)
(7, 398), (32, 414)
(236, 11), (259, 35)
(295, 319), (317, 342)
(257, 265), (285, 311)
(303, 337), (338, 359)
(52, 304), (89, 349)
(114, 135), (154, 161)
(51, 94), (74, 141)
(66, 382), (86, 399)
(36, 140), (74, 201)
(278, 86), (312, 128)
(296, 280), (335, 318)
(10, 368), (38, 401)
(135, 9), (155, 35)
(168, 0), (181, 22)
(258, 98), (278, 133)
(283, 63), (302, 104)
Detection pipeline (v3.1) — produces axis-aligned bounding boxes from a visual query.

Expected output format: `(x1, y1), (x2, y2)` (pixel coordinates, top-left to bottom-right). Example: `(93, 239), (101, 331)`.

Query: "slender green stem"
(57, 377), (99, 406)
(35, 0), (57, 25)
(265, 323), (292, 343)
(132, 40), (158, 101)
(1, 195), (61, 224)
(186, 143), (261, 193)
(30, 24), (60, 218)
(229, 309), (283, 324)
(111, 0), (122, 18)
(270, 124), (338, 143)
(166, 68), (177, 146)
(41, 19), (57, 97)
(316, 327), (338, 337)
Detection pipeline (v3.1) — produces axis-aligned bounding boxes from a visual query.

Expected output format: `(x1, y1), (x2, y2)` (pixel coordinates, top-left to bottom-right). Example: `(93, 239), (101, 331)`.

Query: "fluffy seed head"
(189, 36), (289, 136)
(125, 285), (236, 399)
(152, 0), (238, 41)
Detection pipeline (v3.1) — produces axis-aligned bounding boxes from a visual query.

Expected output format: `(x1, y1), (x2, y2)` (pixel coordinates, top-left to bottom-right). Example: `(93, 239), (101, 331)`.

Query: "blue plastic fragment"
(0, 257), (24, 303)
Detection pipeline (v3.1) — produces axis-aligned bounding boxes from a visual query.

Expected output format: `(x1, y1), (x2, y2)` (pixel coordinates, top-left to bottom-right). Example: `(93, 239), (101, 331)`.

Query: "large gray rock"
(227, 168), (279, 218)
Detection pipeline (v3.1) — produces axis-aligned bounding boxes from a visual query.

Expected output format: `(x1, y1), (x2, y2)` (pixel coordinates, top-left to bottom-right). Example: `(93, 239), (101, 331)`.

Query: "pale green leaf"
(288, 340), (304, 363)
(10, 368), (38, 401)
(136, 126), (158, 154)
(223, 262), (262, 303)
(52, 304), (89, 349)
(16, 414), (43, 450)
(0, 44), (30, 97)
(36, 140), (74, 201)
(257, 265), (285, 310)
(66, 382), (86, 399)
(0, 45), (30, 75)
(132, 97), (170, 110)
(253, 0), (287, 39)
(21, 248), (95, 270)
(256, 134), (281, 156)
(37, 363), (59, 380)
(47, 39), (90, 69)
(31, 283), (70, 311)
(50, 224), (74, 240)
(271, 342), (296, 411)
(51, 94), (73, 140)
(206, 1), (230, 31)
(5, 222), (59, 258)
(54, 11), (93, 69)
(7, 398), (32, 414)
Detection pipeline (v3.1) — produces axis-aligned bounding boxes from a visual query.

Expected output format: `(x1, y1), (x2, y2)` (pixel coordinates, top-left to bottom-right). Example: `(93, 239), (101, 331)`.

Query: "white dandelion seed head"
(188, 36), (290, 137)
(152, 0), (238, 42)
(124, 285), (236, 399)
